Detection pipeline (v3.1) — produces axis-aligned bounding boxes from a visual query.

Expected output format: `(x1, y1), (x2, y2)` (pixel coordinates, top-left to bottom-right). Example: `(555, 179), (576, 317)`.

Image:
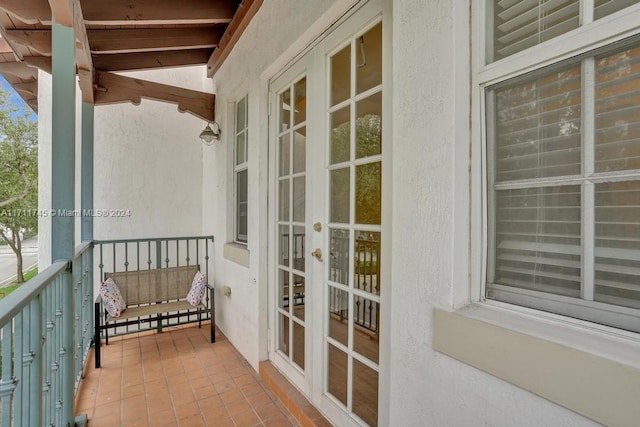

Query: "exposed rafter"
(94, 71), (215, 122)
(0, 62), (39, 80)
(24, 56), (52, 73)
(13, 81), (38, 97)
(73, 0), (94, 102)
(93, 49), (212, 72)
(88, 28), (223, 54)
(8, 27), (224, 57)
(0, 37), (13, 54)
(6, 30), (52, 56)
(207, 0), (263, 77)
(80, 0), (236, 26)
(0, 0), (51, 25)
(47, 0), (73, 27)
(0, 0), (262, 114)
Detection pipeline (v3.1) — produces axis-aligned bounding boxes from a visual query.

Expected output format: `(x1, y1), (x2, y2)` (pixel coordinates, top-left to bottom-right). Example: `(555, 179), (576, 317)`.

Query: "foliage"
(330, 113), (382, 225)
(0, 88), (38, 283)
(0, 267), (38, 301)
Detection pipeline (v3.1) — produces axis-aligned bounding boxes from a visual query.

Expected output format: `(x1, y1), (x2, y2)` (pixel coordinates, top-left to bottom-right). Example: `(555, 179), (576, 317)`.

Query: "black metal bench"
(93, 265), (215, 368)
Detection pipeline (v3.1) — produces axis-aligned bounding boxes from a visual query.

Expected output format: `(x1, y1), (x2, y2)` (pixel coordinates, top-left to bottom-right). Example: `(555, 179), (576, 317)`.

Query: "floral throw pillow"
(186, 271), (207, 306)
(100, 278), (126, 318)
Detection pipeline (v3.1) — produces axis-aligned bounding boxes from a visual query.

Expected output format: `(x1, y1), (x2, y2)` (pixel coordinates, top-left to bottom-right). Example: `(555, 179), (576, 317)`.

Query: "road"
(0, 237), (38, 287)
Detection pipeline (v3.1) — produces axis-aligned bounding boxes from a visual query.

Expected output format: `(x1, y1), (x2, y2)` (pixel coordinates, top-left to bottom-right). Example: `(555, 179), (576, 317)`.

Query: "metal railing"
(0, 242), (94, 426)
(93, 236), (214, 337)
(329, 235), (380, 334)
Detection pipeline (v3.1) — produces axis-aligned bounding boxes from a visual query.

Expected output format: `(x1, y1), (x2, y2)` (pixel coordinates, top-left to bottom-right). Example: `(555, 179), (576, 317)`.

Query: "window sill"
(223, 242), (250, 268)
(433, 304), (640, 426)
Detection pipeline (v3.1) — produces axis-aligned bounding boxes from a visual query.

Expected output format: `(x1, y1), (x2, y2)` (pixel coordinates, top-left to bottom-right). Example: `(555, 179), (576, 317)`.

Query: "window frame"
(479, 1), (640, 333)
(234, 94), (249, 244)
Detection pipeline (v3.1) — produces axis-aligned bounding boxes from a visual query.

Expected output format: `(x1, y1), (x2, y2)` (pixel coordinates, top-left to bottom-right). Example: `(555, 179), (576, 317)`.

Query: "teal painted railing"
(0, 235), (214, 425)
(0, 242), (94, 426)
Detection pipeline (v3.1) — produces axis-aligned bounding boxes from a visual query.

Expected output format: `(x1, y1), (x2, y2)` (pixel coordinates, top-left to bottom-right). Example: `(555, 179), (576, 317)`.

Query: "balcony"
(0, 235), (304, 426)
(75, 323), (298, 426)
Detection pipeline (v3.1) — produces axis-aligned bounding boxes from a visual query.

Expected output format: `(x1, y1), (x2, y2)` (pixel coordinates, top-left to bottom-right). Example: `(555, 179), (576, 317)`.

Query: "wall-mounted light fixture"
(199, 122), (221, 145)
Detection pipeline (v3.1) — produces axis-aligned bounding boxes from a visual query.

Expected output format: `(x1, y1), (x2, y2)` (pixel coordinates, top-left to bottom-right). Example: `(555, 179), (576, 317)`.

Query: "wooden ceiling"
(0, 0), (262, 120)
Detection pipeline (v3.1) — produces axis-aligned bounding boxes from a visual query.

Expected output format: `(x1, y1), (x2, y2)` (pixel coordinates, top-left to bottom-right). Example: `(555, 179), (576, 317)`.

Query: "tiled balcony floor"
(75, 323), (300, 426)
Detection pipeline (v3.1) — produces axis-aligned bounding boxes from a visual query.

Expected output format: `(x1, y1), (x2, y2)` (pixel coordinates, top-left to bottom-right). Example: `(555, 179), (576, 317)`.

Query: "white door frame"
(268, 54), (316, 395)
(267, 2), (385, 426)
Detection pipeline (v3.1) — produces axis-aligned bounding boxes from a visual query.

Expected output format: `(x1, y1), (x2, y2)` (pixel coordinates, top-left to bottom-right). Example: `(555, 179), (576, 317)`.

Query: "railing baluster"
(165, 240), (169, 268)
(43, 283), (50, 425)
(0, 256), (92, 427)
(55, 274), (62, 425)
(14, 311), (23, 426)
(1, 323), (15, 426)
(30, 296), (42, 426)
(61, 263), (74, 424)
(74, 255), (84, 390)
(156, 240), (161, 271)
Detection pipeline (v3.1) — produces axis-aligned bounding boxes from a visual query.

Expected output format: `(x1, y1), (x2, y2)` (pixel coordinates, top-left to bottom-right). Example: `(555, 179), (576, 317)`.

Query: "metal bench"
(93, 265), (215, 368)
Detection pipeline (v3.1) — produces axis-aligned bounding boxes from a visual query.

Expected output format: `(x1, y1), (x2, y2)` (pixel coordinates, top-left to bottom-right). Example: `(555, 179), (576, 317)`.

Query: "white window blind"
(488, 39), (640, 332)
(235, 95), (249, 243)
(490, 1), (640, 62)
(492, 0), (580, 61)
(594, 0), (640, 20)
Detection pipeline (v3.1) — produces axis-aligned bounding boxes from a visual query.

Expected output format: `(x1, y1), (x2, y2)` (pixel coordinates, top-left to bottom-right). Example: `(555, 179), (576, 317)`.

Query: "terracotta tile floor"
(75, 322), (300, 426)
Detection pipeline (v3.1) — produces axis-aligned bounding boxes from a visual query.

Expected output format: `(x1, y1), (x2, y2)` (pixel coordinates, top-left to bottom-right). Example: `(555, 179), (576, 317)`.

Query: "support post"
(81, 102), (94, 243)
(51, 21), (76, 426)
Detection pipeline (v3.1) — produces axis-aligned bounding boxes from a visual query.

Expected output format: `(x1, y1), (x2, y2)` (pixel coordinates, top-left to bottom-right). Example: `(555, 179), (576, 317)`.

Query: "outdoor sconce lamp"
(199, 122), (221, 145)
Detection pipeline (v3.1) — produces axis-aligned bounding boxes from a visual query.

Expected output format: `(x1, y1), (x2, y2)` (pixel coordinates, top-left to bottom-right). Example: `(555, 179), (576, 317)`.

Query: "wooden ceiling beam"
(207, 0), (263, 77)
(73, 0), (94, 103)
(94, 71), (215, 122)
(0, 62), (39, 80)
(88, 28), (223, 54)
(24, 56), (52, 73)
(92, 48), (211, 72)
(80, 0), (235, 26)
(13, 81), (38, 97)
(47, 0), (73, 26)
(0, 0), (51, 25)
(6, 30), (52, 56)
(7, 26), (225, 56)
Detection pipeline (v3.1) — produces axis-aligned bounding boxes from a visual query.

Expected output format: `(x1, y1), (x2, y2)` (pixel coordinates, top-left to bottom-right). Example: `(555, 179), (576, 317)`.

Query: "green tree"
(330, 113), (382, 225)
(0, 89), (38, 283)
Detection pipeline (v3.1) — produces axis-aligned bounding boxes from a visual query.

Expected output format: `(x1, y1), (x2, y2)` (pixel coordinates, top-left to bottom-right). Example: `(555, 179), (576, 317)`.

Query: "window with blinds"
(489, 0), (640, 62)
(487, 38), (640, 333)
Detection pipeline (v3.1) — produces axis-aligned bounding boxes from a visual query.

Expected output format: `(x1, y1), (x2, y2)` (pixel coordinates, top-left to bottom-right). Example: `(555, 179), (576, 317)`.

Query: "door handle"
(312, 248), (323, 261)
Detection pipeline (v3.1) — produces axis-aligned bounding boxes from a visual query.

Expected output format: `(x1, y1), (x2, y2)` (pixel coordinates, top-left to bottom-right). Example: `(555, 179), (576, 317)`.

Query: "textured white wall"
(35, 1), (607, 425)
(39, 66), (208, 297)
(388, 1), (599, 426)
(204, 0), (359, 370)
(92, 66), (206, 240)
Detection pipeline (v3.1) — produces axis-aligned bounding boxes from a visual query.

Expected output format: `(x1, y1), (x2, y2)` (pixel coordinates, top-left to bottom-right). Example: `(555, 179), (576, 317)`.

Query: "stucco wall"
(204, 0), (362, 371)
(387, 1), (599, 426)
(93, 66), (206, 241)
(35, 1), (612, 425)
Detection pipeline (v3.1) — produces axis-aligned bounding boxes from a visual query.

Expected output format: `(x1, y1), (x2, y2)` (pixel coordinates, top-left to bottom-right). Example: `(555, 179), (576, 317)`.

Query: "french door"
(269, 3), (383, 426)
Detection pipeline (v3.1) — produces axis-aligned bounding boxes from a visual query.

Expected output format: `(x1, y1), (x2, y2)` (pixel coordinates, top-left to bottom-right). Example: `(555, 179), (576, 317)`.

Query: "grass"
(0, 266), (38, 300)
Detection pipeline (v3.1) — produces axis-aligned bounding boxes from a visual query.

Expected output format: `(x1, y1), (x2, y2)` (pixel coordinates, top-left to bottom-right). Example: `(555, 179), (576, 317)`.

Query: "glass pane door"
(276, 75), (308, 371)
(325, 20), (382, 427)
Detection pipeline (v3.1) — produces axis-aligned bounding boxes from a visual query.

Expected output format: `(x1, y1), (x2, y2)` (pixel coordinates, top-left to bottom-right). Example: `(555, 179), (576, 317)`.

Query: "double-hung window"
(234, 95), (249, 243)
(484, 1), (640, 333)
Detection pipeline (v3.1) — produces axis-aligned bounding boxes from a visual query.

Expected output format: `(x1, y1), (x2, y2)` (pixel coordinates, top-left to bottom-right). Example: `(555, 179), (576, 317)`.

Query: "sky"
(0, 74), (37, 121)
